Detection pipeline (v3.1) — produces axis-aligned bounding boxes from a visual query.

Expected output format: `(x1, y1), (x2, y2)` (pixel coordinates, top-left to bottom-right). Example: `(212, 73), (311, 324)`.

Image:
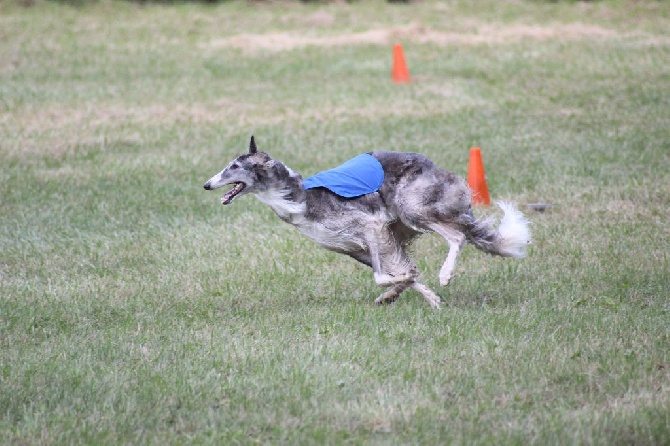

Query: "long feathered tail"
(463, 201), (531, 258)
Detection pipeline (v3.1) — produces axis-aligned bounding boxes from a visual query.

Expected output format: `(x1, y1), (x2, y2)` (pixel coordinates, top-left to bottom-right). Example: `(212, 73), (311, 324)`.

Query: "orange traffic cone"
(392, 43), (411, 84)
(467, 147), (491, 206)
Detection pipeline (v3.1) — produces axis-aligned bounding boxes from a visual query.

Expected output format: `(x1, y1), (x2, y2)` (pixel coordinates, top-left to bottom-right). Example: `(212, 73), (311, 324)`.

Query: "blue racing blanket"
(303, 153), (385, 198)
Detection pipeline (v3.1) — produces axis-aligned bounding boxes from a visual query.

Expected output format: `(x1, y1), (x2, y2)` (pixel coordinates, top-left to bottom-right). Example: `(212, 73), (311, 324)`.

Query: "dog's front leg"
(409, 282), (442, 309)
(375, 283), (409, 305)
(364, 228), (441, 309)
(365, 227), (416, 287)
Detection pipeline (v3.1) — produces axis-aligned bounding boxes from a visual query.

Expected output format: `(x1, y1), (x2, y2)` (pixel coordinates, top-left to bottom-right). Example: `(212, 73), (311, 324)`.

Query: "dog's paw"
(423, 291), (442, 309)
(375, 291), (400, 305)
(374, 272), (414, 286)
(439, 275), (452, 287)
(439, 271), (458, 287)
(373, 273), (395, 286)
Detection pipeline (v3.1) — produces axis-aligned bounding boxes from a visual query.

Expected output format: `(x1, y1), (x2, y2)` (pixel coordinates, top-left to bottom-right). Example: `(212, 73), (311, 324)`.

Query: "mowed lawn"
(1, 0), (669, 444)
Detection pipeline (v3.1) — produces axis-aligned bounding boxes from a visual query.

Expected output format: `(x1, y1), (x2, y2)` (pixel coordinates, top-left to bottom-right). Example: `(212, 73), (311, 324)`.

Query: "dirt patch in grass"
(205, 22), (619, 53)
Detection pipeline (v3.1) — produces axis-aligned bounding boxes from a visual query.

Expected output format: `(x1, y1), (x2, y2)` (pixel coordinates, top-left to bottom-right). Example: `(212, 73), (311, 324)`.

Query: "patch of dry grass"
(205, 22), (623, 53)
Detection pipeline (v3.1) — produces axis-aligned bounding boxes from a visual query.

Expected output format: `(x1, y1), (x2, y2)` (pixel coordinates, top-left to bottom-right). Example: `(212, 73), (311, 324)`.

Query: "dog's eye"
(230, 163), (239, 170)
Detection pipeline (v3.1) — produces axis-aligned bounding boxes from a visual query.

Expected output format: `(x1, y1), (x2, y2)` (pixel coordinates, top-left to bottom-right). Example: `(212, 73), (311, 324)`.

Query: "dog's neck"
(254, 163), (308, 223)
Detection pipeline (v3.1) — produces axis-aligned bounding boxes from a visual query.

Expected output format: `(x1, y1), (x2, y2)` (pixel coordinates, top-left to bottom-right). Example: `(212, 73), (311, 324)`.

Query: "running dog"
(204, 136), (530, 308)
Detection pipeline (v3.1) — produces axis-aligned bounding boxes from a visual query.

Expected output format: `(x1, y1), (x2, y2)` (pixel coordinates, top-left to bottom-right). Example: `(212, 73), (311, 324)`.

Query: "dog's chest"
(292, 218), (364, 251)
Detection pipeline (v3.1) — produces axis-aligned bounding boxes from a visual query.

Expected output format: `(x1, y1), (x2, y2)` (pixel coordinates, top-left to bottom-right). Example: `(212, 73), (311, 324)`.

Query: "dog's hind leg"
(428, 223), (466, 287)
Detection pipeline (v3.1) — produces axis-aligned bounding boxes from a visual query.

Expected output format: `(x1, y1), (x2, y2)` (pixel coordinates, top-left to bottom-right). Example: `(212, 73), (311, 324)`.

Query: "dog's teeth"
(220, 182), (244, 205)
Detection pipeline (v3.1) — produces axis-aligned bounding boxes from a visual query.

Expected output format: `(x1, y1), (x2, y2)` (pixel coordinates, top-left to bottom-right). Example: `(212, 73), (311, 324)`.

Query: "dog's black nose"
(203, 182), (211, 190)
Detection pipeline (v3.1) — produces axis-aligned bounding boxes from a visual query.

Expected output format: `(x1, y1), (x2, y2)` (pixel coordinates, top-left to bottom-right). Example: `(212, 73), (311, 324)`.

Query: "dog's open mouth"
(221, 182), (246, 205)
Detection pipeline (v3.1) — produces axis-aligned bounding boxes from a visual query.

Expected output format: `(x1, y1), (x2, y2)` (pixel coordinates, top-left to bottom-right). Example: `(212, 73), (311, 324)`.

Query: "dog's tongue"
(221, 183), (244, 205)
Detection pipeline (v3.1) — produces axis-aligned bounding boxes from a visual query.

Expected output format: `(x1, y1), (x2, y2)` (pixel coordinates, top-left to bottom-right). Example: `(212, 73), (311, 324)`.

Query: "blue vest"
(303, 154), (385, 198)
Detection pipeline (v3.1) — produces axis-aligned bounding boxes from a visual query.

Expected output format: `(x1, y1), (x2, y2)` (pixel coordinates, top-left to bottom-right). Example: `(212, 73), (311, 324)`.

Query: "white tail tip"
(496, 201), (531, 258)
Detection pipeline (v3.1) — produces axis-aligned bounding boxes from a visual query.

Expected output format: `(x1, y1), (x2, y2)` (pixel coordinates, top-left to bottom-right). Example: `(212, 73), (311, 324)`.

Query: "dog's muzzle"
(204, 179), (246, 205)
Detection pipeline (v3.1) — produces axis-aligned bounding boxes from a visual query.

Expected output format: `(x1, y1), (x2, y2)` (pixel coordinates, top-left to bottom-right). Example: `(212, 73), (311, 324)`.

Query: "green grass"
(1, 0), (669, 444)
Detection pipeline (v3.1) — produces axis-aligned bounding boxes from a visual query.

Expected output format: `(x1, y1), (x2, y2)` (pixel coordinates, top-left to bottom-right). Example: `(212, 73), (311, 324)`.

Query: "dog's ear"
(265, 159), (286, 179)
(249, 135), (257, 154)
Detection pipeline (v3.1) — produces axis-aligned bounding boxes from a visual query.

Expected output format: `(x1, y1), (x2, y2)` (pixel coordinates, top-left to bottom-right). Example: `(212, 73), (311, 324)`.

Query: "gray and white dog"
(204, 136), (530, 308)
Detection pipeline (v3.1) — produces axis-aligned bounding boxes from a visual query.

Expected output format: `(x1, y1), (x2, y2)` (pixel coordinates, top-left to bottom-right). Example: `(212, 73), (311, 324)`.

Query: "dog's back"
(371, 151), (471, 232)
(371, 150), (529, 259)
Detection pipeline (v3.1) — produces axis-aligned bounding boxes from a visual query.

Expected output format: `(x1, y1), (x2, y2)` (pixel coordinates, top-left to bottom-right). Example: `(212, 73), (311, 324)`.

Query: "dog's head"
(203, 136), (283, 205)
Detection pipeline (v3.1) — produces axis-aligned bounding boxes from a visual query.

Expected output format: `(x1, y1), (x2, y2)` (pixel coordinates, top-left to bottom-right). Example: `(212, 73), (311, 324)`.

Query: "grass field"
(1, 0), (669, 444)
